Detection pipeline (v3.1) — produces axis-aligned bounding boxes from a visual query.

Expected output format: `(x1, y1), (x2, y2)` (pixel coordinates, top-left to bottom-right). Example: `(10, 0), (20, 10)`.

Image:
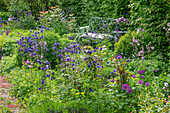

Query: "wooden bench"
(75, 17), (128, 43)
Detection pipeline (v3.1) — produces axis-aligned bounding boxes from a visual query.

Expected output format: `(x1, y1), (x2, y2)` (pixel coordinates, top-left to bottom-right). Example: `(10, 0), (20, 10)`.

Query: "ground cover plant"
(0, 0), (169, 113)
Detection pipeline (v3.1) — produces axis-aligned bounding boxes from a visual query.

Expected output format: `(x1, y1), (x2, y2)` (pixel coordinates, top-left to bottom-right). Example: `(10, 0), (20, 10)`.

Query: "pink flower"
(31, 63), (34, 65)
(162, 87), (166, 90)
(116, 29), (119, 32)
(164, 83), (168, 87)
(167, 23), (170, 27)
(29, 65), (32, 68)
(163, 26), (166, 29)
(25, 60), (29, 64)
(141, 56), (144, 60)
(151, 47), (154, 50)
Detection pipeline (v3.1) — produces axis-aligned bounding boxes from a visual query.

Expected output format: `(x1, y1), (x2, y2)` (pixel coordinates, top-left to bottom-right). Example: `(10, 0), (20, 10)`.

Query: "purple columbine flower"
(138, 80), (144, 84)
(100, 47), (103, 50)
(110, 72), (113, 74)
(127, 59), (130, 62)
(38, 87), (41, 90)
(6, 30), (10, 36)
(51, 77), (53, 80)
(107, 61), (110, 64)
(127, 89), (133, 93)
(132, 75), (137, 78)
(145, 82), (150, 87)
(141, 76), (145, 79)
(113, 69), (116, 72)
(122, 84), (130, 90)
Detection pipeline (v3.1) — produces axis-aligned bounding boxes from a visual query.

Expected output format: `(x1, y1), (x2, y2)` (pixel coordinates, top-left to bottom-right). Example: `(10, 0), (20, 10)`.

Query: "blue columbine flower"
(45, 74), (50, 77)
(127, 59), (130, 62)
(59, 54), (62, 57)
(38, 87), (41, 90)
(88, 64), (91, 67)
(100, 47), (103, 50)
(107, 61), (110, 64)
(41, 79), (45, 84)
(62, 70), (65, 73)
(89, 87), (94, 92)
(53, 52), (56, 54)
(113, 69), (116, 72)
(52, 72), (55, 74)
(110, 72), (113, 74)
(51, 77), (53, 80)
(52, 47), (56, 49)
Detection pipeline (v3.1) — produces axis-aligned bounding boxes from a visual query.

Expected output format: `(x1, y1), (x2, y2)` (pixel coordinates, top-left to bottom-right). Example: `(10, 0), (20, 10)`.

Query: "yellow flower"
(81, 92), (85, 95)
(75, 93), (80, 95)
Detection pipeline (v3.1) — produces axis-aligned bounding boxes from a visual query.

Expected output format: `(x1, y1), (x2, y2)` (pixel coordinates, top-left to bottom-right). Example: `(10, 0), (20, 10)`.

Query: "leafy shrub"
(114, 30), (156, 58)
(44, 30), (61, 68)
(114, 30), (136, 57)
(0, 55), (16, 74)
(0, 12), (11, 22)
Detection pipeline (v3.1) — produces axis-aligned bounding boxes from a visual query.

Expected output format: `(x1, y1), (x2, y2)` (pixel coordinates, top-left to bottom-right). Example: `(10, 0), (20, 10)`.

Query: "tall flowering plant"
(116, 17), (129, 31)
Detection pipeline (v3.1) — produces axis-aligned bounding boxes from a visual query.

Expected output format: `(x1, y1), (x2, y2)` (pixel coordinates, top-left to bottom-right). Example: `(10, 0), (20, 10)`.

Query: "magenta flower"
(145, 82), (150, 87)
(137, 70), (145, 74)
(6, 30), (10, 36)
(132, 75), (137, 78)
(29, 65), (32, 68)
(141, 76), (145, 79)
(138, 80), (144, 84)
(111, 79), (116, 82)
(154, 69), (158, 72)
(127, 89), (133, 93)
(122, 84), (130, 90)
(25, 60), (29, 64)
(116, 55), (122, 59)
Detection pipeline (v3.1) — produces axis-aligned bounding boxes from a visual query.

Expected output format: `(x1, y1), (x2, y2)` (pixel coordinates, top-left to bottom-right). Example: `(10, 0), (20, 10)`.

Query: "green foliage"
(114, 31), (136, 57)
(44, 30), (61, 68)
(129, 0), (170, 62)
(59, 0), (131, 27)
(0, 55), (16, 74)
(0, 12), (11, 22)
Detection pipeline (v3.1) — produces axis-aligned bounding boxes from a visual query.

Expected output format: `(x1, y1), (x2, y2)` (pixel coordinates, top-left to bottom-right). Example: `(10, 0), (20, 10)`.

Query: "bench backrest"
(89, 17), (118, 33)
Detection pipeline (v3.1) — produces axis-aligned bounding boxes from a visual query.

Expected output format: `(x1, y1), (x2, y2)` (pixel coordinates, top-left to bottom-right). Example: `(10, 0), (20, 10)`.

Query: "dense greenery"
(0, 0), (169, 112)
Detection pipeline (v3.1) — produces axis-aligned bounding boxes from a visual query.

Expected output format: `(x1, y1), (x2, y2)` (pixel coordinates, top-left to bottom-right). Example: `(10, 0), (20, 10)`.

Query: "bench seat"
(80, 33), (113, 40)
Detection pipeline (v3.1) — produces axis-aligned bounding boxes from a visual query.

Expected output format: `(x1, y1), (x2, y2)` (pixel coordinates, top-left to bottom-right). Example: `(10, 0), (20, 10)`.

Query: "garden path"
(0, 75), (25, 113)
